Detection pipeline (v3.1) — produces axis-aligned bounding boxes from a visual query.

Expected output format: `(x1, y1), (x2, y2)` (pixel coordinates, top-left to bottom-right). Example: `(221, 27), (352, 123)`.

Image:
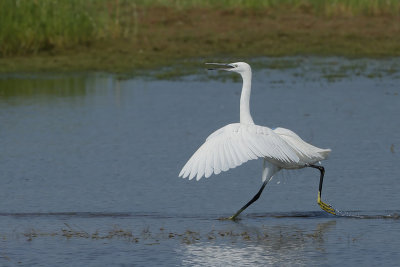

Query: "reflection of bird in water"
(179, 62), (336, 220)
(179, 220), (337, 266)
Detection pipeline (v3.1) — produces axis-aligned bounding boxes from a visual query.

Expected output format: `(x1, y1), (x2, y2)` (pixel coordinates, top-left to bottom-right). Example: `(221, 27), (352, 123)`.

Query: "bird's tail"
(317, 148), (331, 160)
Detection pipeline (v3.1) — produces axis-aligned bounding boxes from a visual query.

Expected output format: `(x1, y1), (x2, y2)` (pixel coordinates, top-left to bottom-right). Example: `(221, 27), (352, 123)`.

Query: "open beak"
(205, 63), (234, 71)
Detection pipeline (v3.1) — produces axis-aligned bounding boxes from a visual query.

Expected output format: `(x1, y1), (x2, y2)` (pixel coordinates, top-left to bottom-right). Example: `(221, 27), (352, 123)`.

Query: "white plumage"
(178, 62), (333, 219)
(179, 124), (330, 181)
(179, 62), (330, 181)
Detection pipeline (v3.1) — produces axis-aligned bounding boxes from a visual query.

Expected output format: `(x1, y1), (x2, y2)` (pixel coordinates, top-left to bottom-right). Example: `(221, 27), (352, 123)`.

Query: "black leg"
(228, 179), (269, 220)
(308, 164), (325, 196)
(307, 164), (336, 215)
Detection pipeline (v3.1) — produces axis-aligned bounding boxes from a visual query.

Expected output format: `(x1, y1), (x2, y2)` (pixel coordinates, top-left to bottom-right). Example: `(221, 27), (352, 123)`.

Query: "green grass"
(1, 0), (399, 57)
(1, 0), (400, 73)
(0, 0), (138, 56)
(134, 0), (400, 13)
(134, 0), (400, 16)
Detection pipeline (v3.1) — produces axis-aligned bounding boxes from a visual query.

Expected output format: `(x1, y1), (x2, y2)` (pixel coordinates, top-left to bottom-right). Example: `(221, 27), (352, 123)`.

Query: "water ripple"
(0, 210), (398, 219)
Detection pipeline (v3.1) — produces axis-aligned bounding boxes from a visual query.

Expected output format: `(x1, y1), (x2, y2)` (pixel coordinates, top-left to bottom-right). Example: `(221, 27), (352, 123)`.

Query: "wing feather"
(243, 131), (264, 158)
(222, 142), (233, 169)
(205, 146), (214, 178)
(239, 130), (258, 160)
(213, 143), (221, 175)
(226, 138), (241, 167)
(179, 123), (300, 180)
(232, 139), (247, 163)
(196, 147), (207, 181)
(219, 142), (229, 172)
(273, 127), (331, 162)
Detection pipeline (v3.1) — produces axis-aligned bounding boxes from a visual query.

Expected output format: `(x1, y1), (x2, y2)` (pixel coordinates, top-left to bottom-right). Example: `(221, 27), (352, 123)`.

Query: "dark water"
(0, 57), (399, 266)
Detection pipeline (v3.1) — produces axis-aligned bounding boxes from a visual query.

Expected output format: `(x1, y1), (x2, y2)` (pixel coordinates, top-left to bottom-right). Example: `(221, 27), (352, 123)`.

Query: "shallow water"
(0, 57), (399, 266)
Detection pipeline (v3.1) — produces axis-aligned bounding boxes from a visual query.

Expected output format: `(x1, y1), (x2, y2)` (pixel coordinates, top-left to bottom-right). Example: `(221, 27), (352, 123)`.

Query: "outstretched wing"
(273, 127), (331, 162)
(179, 123), (300, 181)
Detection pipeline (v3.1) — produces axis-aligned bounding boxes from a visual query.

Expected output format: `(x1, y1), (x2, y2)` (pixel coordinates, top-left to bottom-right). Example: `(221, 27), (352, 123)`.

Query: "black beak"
(205, 63), (234, 71)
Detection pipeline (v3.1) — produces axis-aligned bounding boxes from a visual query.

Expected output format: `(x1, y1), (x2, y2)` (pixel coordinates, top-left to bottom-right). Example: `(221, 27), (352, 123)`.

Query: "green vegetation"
(136, 0), (400, 14)
(0, 75), (90, 98)
(0, 0), (400, 73)
(0, 0), (137, 56)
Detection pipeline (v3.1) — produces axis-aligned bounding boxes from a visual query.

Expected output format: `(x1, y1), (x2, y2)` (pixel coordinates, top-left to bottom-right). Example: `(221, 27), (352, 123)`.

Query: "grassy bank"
(1, 0), (400, 73)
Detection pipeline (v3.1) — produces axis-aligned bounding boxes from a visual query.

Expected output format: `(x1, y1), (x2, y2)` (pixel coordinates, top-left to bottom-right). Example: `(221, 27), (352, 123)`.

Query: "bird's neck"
(240, 70), (254, 124)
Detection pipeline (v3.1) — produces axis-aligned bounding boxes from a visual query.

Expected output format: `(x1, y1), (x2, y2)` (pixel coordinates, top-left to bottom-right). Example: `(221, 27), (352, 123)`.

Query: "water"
(0, 57), (399, 266)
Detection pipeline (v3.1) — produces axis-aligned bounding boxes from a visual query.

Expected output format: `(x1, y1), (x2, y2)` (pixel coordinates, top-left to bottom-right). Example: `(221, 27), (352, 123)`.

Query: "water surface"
(0, 57), (399, 266)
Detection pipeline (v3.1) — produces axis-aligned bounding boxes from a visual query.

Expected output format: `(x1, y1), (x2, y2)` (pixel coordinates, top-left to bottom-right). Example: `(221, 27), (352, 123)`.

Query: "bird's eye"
(235, 64), (238, 67)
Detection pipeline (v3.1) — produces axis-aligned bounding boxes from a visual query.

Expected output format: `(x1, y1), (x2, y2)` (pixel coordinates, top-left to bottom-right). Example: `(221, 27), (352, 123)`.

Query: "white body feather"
(179, 62), (330, 182)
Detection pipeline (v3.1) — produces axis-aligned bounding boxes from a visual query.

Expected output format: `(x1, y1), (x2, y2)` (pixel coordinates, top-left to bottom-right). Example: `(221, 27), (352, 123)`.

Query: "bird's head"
(206, 62), (251, 74)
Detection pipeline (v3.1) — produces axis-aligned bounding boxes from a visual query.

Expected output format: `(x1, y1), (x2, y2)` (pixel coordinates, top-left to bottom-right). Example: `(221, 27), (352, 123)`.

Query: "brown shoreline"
(1, 8), (399, 74)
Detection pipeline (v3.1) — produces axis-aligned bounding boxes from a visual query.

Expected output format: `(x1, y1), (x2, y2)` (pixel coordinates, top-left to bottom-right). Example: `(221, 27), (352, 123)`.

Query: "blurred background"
(1, 0), (399, 73)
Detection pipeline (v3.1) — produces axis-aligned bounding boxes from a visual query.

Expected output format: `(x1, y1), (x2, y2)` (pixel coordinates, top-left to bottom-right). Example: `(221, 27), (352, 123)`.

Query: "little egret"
(179, 62), (336, 220)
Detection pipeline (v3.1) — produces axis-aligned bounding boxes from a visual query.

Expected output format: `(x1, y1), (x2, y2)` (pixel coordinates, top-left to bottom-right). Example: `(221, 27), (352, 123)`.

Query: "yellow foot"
(318, 200), (336, 215)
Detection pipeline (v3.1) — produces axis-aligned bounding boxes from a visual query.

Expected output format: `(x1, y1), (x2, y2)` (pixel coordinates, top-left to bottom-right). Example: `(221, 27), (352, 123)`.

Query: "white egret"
(179, 62), (336, 220)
